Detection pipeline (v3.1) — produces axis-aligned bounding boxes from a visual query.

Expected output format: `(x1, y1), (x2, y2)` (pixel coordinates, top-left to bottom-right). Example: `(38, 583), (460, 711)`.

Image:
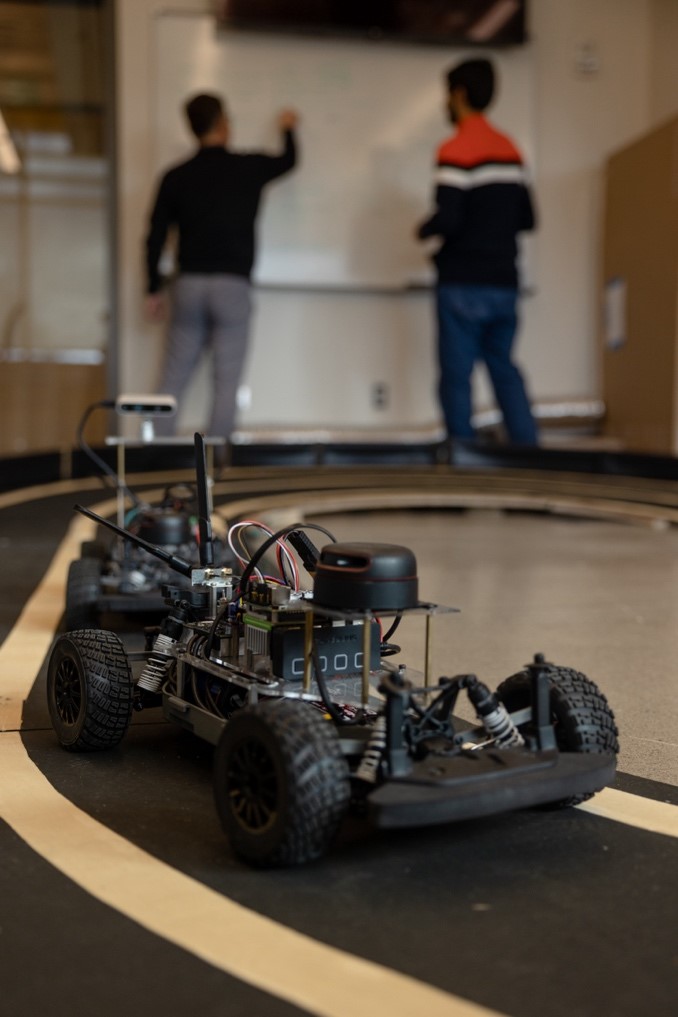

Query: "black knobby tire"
(496, 666), (619, 807)
(47, 630), (134, 751)
(65, 557), (102, 630)
(214, 698), (350, 867)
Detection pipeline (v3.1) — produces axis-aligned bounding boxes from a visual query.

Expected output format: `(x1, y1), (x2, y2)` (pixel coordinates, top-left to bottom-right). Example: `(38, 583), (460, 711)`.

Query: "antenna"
(194, 432), (215, 568)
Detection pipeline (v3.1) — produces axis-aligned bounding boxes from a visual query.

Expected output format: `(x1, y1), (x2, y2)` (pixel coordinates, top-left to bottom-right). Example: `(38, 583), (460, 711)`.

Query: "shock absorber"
(137, 613), (186, 693)
(355, 715), (387, 783)
(465, 677), (524, 748)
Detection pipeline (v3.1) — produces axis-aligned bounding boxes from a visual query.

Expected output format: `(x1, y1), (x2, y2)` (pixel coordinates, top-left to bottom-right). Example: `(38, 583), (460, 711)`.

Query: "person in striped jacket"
(417, 58), (538, 446)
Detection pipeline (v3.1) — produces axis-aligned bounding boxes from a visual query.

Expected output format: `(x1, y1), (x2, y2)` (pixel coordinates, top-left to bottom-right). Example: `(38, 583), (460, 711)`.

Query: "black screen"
(216, 1), (528, 46)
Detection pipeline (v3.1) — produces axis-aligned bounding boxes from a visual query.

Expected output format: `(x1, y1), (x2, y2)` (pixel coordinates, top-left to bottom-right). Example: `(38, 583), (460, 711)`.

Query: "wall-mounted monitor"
(215, 1), (528, 47)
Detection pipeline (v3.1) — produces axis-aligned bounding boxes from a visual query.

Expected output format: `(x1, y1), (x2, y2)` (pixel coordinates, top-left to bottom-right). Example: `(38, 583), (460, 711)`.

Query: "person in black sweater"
(145, 93), (298, 441)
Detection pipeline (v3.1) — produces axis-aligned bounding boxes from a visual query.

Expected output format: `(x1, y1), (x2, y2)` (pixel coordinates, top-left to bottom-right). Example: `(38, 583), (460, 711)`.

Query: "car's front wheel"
(496, 665), (619, 807)
(214, 698), (350, 866)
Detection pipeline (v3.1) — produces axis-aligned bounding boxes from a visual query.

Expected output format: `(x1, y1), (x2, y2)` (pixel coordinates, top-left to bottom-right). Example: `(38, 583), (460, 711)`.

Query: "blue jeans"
(436, 284), (538, 445)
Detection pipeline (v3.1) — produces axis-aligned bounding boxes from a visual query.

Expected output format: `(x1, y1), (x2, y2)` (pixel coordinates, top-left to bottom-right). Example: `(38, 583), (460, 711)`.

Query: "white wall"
(116, 0), (663, 435)
(522, 0), (652, 411)
(0, 161), (108, 353)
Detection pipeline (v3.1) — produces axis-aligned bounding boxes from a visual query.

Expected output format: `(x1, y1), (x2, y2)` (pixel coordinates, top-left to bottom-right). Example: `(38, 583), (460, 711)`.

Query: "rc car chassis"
(65, 481), (208, 627)
(47, 435), (619, 866)
(65, 398), (225, 628)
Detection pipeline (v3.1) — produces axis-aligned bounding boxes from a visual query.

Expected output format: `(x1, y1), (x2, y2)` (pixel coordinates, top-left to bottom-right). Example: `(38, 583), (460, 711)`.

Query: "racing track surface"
(1, 464), (677, 1017)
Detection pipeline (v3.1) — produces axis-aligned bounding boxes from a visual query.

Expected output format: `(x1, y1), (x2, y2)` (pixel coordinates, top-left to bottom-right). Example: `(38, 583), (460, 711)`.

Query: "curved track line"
(0, 732), (501, 1017)
(0, 511), (98, 731)
(215, 489), (676, 529)
(0, 477), (103, 511)
(578, 789), (678, 837)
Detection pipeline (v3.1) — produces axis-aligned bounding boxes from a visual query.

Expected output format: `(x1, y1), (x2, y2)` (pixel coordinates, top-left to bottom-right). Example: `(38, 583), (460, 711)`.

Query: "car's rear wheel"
(214, 698), (350, 866)
(496, 666), (619, 807)
(65, 557), (102, 630)
(47, 630), (134, 751)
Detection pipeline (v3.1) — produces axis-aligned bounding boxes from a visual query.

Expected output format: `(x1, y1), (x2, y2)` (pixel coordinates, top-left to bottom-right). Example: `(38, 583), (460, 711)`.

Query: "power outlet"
(371, 382), (389, 410)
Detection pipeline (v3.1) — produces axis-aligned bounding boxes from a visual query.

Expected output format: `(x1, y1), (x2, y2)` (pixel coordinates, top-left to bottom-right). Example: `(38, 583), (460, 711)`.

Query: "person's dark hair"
(446, 58), (495, 111)
(184, 93), (225, 138)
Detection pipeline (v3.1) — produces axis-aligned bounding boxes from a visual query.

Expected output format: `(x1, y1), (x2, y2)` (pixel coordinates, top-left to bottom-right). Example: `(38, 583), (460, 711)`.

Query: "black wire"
(235, 522), (368, 726)
(76, 399), (142, 508)
(310, 644), (363, 727)
(237, 521), (337, 594)
(76, 400), (116, 485)
(238, 525), (287, 583)
(378, 616), (402, 656)
(230, 525), (271, 582)
(381, 614), (402, 644)
(278, 552), (293, 588)
(203, 520), (338, 680)
(240, 522), (308, 587)
(203, 521), (337, 659)
(204, 596), (236, 660)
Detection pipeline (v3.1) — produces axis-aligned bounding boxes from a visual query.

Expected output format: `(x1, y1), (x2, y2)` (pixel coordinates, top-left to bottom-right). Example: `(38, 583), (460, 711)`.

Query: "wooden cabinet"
(601, 116), (678, 453)
(0, 359), (107, 455)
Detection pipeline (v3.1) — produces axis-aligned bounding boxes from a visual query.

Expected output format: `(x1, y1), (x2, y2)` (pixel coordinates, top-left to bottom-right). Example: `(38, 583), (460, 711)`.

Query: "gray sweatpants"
(157, 273), (251, 439)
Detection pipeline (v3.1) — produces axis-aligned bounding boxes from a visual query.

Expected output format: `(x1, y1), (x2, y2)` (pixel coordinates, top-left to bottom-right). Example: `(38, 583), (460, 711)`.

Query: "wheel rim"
(54, 656), (83, 726)
(227, 737), (279, 833)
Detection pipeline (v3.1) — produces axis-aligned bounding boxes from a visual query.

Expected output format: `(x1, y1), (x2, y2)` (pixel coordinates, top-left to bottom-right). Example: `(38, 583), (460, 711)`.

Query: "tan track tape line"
(0, 487), (677, 1017)
(0, 731), (502, 1017)
(0, 509), (102, 730)
(577, 789), (678, 836)
(215, 488), (678, 529)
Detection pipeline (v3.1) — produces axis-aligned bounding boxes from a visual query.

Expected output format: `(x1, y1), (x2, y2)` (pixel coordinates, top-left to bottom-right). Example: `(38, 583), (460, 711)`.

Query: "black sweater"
(145, 129), (296, 293)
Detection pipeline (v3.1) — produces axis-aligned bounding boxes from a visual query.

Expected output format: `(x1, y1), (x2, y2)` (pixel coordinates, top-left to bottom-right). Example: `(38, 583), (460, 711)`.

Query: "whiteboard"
(152, 13), (535, 289)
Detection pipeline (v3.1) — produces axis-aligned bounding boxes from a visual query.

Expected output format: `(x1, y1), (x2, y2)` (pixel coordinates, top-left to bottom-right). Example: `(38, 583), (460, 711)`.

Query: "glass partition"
(0, 0), (110, 453)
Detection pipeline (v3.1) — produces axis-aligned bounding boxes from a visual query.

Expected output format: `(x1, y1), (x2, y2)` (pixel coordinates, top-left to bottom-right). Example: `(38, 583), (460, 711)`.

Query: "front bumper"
(368, 749), (617, 828)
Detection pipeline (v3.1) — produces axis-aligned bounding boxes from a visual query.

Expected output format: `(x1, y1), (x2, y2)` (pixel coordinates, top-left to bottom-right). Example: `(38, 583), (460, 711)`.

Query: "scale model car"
(47, 435), (619, 866)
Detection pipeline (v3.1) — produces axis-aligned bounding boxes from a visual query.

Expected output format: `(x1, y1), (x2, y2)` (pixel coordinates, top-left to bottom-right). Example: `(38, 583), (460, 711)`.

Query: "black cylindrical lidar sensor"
(313, 542), (418, 611)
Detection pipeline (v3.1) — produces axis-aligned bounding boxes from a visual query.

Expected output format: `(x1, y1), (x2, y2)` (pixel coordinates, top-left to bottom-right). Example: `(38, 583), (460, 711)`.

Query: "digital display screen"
(216, 1), (528, 47)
